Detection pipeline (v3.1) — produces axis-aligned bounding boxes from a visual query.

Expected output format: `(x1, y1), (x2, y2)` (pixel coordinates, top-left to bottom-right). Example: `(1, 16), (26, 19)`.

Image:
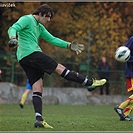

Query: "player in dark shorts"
(8, 4), (106, 128)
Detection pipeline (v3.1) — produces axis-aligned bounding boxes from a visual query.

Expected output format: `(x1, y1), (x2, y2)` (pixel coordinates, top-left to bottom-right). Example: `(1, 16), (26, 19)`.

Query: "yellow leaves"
(11, 11), (20, 20)
(1, 2), (133, 68)
(78, 31), (83, 35)
(93, 23), (99, 29)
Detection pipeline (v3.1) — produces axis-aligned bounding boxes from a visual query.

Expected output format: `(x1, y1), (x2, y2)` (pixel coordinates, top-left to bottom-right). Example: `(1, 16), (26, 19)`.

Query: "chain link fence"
(0, 54), (126, 95)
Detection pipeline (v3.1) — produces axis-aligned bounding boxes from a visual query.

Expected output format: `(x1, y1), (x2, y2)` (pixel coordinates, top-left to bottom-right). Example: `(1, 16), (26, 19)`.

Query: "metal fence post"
(11, 54), (15, 83)
(121, 71), (125, 100)
(87, 31), (91, 76)
(49, 74), (53, 87)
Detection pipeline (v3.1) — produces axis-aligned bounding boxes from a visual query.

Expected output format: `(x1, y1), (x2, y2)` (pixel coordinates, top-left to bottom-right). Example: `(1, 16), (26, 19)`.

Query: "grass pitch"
(0, 104), (133, 131)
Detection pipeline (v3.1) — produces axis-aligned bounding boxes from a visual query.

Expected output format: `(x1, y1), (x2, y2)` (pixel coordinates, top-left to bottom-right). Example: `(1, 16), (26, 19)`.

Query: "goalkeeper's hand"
(8, 38), (18, 48)
(69, 41), (84, 55)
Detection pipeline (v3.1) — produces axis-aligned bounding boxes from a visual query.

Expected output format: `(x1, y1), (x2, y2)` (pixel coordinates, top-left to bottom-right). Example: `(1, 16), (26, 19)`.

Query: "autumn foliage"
(1, 2), (133, 70)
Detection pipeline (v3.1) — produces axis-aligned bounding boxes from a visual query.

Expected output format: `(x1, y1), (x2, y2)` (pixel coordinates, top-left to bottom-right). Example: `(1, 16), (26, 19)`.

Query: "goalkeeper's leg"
(32, 79), (53, 128)
(55, 64), (106, 91)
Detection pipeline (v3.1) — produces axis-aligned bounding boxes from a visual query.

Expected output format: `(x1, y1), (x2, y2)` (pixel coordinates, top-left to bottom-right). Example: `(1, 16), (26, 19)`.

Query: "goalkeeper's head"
(33, 4), (54, 18)
(33, 4), (54, 25)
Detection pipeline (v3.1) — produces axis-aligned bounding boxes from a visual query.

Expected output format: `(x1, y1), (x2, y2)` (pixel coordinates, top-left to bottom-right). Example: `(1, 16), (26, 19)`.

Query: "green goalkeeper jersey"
(8, 14), (68, 61)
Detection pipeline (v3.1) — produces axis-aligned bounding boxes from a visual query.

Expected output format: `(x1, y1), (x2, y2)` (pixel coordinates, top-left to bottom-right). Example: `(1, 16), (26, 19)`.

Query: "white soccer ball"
(115, 46), (131, 62)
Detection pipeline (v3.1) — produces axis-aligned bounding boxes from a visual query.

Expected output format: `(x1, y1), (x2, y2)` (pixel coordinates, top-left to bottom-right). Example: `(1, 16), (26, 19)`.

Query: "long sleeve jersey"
(8, 14), (68, 61)
(125, 36), (133, 77)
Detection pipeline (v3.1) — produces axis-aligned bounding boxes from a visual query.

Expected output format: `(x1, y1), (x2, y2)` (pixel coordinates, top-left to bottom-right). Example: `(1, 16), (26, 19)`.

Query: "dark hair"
(33, 4), (54, 18)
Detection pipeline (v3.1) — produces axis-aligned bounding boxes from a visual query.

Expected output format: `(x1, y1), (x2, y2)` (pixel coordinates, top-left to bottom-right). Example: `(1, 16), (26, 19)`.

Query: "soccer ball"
(115, 46), (131, 62)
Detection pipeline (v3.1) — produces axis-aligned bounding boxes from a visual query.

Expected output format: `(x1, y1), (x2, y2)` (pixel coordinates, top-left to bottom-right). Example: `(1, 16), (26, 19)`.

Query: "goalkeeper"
(8, 4), (106, 129)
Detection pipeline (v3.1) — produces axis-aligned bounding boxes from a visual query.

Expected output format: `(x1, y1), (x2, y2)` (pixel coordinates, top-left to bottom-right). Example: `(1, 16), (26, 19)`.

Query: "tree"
(1, 2), (133, 71)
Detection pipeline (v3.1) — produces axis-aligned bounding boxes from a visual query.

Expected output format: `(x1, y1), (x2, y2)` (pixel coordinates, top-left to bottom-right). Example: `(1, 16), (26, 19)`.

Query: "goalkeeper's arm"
(8, 26), (18, 48)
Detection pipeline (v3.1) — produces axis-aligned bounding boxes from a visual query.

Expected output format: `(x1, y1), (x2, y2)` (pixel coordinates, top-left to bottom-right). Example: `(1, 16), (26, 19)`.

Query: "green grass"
(0, 104), (133, 131)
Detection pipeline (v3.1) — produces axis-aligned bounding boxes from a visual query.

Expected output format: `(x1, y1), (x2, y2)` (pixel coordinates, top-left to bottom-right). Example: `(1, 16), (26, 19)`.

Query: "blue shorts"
(26, 79), (32, 90)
